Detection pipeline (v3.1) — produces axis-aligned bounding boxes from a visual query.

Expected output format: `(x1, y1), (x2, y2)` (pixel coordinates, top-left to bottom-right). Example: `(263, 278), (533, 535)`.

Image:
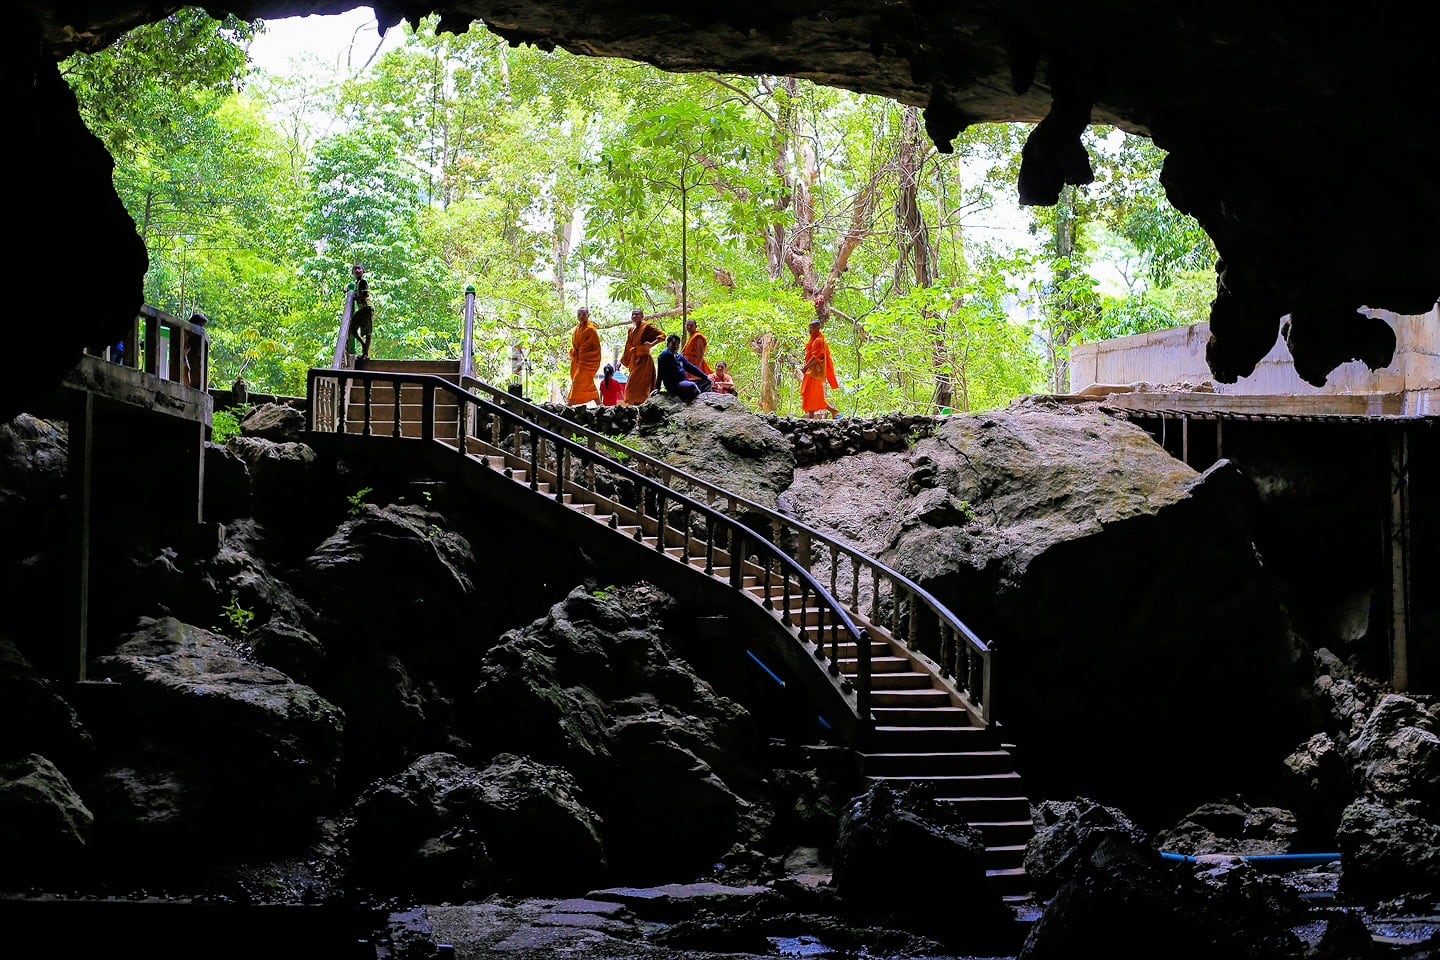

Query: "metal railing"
(459, 372), (994, 725)
(307, 367), (874, 724)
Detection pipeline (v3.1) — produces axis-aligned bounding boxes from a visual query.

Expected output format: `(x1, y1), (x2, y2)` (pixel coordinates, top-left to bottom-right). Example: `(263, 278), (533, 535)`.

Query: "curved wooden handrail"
(307, 367), (874, 725)
(458, 374), (993, 724)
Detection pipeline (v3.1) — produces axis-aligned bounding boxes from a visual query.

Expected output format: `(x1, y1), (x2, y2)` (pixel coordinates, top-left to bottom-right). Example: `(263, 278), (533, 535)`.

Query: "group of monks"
(566, 307), (730, 407)
(565, 306), (839, 417)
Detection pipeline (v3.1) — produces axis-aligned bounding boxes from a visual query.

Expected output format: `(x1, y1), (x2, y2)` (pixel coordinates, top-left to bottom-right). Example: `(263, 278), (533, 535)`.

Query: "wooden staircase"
(333, 362), (1034, 895)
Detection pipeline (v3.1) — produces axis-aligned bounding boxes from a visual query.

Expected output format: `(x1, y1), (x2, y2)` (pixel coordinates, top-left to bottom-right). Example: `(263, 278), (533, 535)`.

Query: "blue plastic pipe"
(746, 650), (786, 689)
(1162, 852), (1341, 867)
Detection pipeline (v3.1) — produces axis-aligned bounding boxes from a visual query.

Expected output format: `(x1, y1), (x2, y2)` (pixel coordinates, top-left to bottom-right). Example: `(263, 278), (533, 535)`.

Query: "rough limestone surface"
(785, 402), (1316, 824)
(632, 391), (796, 511)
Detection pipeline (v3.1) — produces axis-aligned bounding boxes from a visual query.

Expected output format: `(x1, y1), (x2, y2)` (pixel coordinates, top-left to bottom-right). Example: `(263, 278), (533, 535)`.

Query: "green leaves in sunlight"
(62, 11), (1218, 408)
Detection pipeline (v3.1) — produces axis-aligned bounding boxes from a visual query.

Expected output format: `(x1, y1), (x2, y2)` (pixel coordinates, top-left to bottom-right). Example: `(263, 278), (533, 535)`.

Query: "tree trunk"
(756, 332), (779, 413)
(552, 209), (573, 304)
(896, 107), (952, 411)
(1050, 185), (1080, 394)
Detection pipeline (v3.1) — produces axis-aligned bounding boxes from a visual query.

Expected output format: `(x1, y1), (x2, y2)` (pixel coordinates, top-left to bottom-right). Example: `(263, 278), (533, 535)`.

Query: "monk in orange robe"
(567, 306), (602, 405)
(801, 318), (839, 418)
(681, 317), (713, 381)
(621, 308), (665, 404)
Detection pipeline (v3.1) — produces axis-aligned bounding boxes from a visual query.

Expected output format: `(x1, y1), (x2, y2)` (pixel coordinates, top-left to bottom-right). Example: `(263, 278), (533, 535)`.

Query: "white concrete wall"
(1069, 304), (1440, 406)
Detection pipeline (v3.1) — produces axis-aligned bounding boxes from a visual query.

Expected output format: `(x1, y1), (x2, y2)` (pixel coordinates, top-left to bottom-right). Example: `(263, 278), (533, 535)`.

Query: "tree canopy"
(64, 9), (1217, 412)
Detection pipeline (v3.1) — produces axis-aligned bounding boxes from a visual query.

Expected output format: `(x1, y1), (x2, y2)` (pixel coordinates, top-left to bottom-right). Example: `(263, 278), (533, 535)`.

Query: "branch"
(706, 76), (777, 125)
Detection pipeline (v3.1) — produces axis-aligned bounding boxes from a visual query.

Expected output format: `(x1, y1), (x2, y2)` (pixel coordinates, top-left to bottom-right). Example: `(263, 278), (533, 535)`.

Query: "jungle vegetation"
(63, 8), (1217, 415)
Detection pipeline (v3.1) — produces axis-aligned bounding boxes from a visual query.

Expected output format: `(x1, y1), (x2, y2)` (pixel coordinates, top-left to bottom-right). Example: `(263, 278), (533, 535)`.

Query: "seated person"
(711, 360), (737, 395)
(656, 334), (710, 401)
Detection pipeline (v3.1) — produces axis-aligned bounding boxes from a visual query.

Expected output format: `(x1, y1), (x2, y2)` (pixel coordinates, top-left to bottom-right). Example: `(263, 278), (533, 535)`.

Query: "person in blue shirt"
(656, 334), (711, 401)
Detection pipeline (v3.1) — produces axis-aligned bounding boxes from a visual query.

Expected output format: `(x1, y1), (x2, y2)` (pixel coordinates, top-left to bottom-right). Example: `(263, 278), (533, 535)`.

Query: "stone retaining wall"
(545, 403), (940, 465)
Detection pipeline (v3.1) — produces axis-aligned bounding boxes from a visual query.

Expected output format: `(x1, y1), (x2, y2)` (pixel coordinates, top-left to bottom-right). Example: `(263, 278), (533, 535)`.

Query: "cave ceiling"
(9, 1), (1439, 420)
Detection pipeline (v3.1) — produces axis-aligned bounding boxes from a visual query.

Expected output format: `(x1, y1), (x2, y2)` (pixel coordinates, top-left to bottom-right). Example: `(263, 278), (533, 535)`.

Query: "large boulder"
(0, 753), (93, 887)
(302, 503), (481, 677)
(1023, 797), (1154, 899)
(1344, 694), (1440, 816)
(785, 404), (1318, 825)
(239, 402), (306, 443)
(1280, 733), (1355, 847)
(1154, 799), (1300, 857)
(347, 751), (606, 900)
(0, 637), (94, 772)
(88, 617), (345, 845)
(1017, 814), (1305, 960)
(1334, 798), (1440, 902)
(0, 414), (67, 555)
(464, 583), (772, 881)
(832, 780), (1011, 945)
(633, 392), (796, 512)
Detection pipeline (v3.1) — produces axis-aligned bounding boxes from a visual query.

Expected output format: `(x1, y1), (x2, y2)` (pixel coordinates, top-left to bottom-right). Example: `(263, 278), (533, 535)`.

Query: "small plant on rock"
(221, 593), (255, 639)
(347, 486), (373, 517)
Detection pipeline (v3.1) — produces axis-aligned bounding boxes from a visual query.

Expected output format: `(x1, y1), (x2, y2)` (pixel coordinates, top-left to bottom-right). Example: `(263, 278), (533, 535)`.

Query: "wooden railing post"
(361, 378), (374, 436)
(392, 380), (402, 438)
(729, 532), (746, 589)
(421, 381), (435, 441)
(528, 432), (539, 491)
(555, 445), (566, 502)
(143, 311), (159, 376)
(857, 628), (872, 721)
(462, 285), (477, 380)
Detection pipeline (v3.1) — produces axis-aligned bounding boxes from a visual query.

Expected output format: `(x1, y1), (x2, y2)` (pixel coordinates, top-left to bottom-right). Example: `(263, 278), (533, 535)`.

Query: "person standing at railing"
(567, 306), (602, 406)
(348, 264), (373, 359)
(183, 311), (208, 390)
(620, 307), (665, 405)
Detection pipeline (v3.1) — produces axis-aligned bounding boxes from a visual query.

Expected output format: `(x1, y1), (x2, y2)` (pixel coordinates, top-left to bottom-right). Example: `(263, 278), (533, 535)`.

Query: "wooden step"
(969, 820), (1038, 847)
(346, 384), (459, 403)
(984, 866), (1031, 897)
(983, 844), (1029, 871)
(932, 796), (1034, 821)
(356, 359), (461, 375)
(829, 640), (893, 659)
(868, 707), (972, 727)
(866, 725), (989, 748)
(837, 656), (911, 674)
(345, 420), (458, 439)
(865, 672), (936, 691)
(868, 771), (1024, 797)
(869, 689), (954, 708)
(857, 750), (1015, 776)
(693, 563), (747, 581)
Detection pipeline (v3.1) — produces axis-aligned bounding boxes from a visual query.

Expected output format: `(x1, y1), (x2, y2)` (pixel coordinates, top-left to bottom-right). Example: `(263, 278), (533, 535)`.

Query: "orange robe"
(801, 329), (838, 414)
(682, 331), (713, 379)
(621, 321), (665, 404)
(568, 320), (602, 405)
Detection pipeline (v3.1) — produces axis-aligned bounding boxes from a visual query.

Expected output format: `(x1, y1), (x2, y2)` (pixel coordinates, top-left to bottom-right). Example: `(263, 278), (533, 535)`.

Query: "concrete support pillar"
(1388, 427), (1411, 692)
(64, 391), (93, 681)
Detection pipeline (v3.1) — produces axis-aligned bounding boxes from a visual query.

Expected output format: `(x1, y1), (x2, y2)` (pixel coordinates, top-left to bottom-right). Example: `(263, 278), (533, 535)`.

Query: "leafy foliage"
(64, 12), (1218, 411)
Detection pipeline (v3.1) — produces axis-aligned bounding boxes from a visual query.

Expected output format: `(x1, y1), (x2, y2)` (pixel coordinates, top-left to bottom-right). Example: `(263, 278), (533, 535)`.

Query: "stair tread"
(859, 750), (1011, 759)
(868, 772), (1021, 780)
